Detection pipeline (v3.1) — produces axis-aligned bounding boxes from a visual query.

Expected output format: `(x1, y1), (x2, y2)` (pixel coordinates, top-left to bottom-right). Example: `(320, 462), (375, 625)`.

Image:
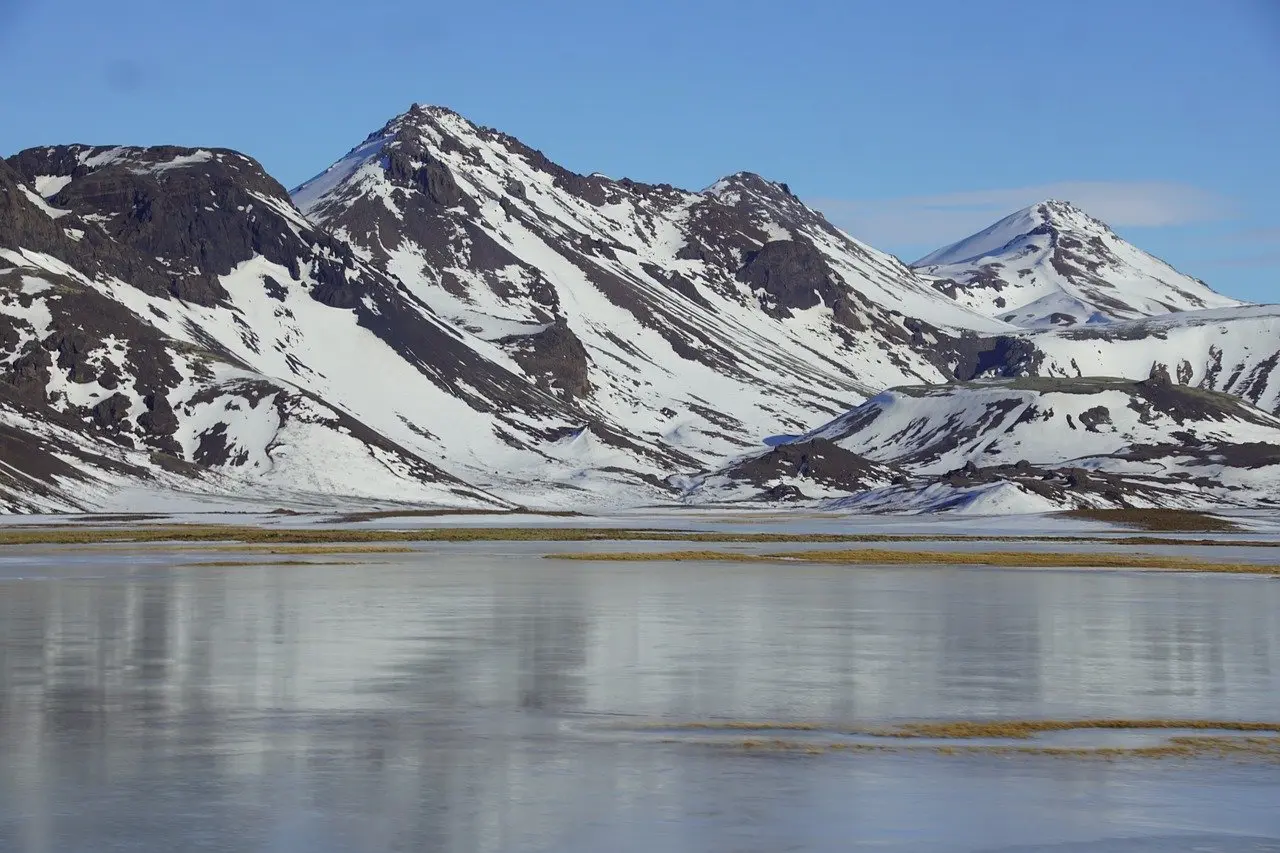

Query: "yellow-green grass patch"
(1, 525), (1277, 549)
(1062, 507), (1241, 533)
(546, 548), (1277, 574)
(708, 736), (1280, 761)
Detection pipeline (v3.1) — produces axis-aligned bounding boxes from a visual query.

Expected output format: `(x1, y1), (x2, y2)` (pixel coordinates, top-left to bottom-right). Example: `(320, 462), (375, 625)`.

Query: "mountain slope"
(973, 305), (1280, 416)
(690, 377), (1280, 511)
(292, 105), (1013, 467)
(0, 107), (1273, 514)
(913, 201), (1241, 328)
(0, 144), (688, 510)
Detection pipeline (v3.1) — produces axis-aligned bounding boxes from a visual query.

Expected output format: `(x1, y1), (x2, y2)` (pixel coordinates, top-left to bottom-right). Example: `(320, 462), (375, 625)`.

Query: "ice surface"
(0, 549), (1276, 851)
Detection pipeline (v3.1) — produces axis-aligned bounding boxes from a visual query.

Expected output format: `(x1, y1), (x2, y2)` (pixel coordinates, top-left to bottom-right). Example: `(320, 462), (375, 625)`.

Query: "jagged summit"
(912, 199), (1240, 327)
(703, 171), (797, 198)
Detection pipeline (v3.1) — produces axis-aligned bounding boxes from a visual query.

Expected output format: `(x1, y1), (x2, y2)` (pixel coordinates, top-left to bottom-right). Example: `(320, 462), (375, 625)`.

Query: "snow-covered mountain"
(0, 104), (1274, 514)
(914, 200), (1241, 328)
(292, 105), (1011, 465)
(0, 143), (685, 511)
(692, 376), (1280, 512)
(972, 306), (1280, 417)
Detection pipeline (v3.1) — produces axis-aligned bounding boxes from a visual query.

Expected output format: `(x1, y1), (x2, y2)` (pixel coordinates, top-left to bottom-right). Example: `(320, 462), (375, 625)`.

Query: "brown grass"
(656, 718), (1280, 761)
(651, 718), (1280, 738)
(0, 524), (1274, 549)
(548, 548), (1277, 574)
(1063, 508), (1241, 533)
(877, 719), (1280, 739)
(709, 736), (1280, 761)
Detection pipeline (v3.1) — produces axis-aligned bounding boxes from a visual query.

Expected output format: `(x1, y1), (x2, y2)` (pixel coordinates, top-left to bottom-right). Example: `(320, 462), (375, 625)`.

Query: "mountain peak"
(911, 198), (1241, 327)
(914, 200), (1111, 270)
(703, 171), (797, 200)
(1027, 199), (1112, 235)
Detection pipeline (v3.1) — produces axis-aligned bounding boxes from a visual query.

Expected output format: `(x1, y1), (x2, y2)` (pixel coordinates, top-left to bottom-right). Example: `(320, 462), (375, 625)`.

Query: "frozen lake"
(1, 545), (1278, 852)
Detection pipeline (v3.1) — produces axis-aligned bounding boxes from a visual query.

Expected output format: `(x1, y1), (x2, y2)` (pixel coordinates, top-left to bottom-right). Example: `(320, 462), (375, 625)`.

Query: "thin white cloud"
(1222, 226), (1280, 243)
(808, 181), (1235, 256)
(1208, 250), (1280, 269)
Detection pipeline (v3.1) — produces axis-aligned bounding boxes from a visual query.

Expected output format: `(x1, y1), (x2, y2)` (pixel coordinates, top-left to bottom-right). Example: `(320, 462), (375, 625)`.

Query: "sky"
(1, 0), (1277, 300)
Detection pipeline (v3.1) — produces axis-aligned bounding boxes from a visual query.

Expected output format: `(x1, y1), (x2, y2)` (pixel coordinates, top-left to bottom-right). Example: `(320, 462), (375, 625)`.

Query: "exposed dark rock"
(193, 422), (234, 466)
(949, 335), (1043, 380)
(737, 239), (840, 318)
(1148, 362), (1173, 386)
(385, 146), (463, 207)
(3, 345), (52, 402)
(500, 319), (593, 399)
(91, 393), (132, 430)
(138, 392), (178, 438)
(43, 330), (99, 383)
(760, 483), (805, 501)
(726, 437), (898, 492)
(1078, 406), (1112, 432)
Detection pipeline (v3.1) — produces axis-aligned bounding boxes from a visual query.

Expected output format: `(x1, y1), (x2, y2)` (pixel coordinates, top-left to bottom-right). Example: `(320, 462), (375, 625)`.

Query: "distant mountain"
(913, 200), (1240, 328)
(1, 106), (1276, 513)
(691, 377), (1280, 512)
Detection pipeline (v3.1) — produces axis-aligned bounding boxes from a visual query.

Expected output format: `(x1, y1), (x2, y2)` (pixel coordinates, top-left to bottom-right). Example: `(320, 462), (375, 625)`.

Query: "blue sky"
(1, 0), (1277, 299)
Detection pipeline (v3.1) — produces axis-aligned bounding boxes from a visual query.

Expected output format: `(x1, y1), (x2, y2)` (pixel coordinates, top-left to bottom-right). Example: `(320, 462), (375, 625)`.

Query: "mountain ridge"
(0, 104), (1272, 514)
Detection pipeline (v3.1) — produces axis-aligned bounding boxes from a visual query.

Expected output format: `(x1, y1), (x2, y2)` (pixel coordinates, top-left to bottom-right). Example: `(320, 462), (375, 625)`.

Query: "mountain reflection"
(0, 551), (1276, 852)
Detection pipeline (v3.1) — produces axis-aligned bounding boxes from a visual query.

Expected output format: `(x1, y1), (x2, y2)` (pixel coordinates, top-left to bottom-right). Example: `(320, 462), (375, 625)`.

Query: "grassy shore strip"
(547, 548), (1277, 573)
(880, 719), (1280, 738)
(1062, 508), (1241, 533)
(1, 525), (1278, 548)
(645, 719), (1280, 738)
(705, 736), (1280, 760)
(650, 719), (1280, 759)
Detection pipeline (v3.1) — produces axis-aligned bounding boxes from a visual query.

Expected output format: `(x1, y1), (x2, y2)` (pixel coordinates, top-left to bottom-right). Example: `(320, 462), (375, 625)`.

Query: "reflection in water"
(0, 550), (1278, 852)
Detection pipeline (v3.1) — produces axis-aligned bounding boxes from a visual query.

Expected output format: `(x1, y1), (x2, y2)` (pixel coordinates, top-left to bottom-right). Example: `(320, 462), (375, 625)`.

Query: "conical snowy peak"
(912, 200), (1242, 327)
(914, 200), (1108, 269)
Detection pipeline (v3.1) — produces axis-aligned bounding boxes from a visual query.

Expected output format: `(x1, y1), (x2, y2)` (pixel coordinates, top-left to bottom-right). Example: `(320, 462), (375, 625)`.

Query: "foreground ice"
(0, 546), (1276, 851)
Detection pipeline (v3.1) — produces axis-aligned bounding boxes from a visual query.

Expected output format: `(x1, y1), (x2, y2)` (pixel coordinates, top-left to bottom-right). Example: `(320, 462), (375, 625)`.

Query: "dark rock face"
(949, 335), (1044, 381)
(500, 319), (592, 400)
(385, 145), (463, 207)
(0, 267), (185, 455)
(737, 239), (841, 318)
(3, 345), (52, 403)
(760, 482), (805, 501)
(3, 145), (371, 314)
(91, 393), (132, 429)
(726, 437), (898, 493)
(138, 392), (179, 445)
